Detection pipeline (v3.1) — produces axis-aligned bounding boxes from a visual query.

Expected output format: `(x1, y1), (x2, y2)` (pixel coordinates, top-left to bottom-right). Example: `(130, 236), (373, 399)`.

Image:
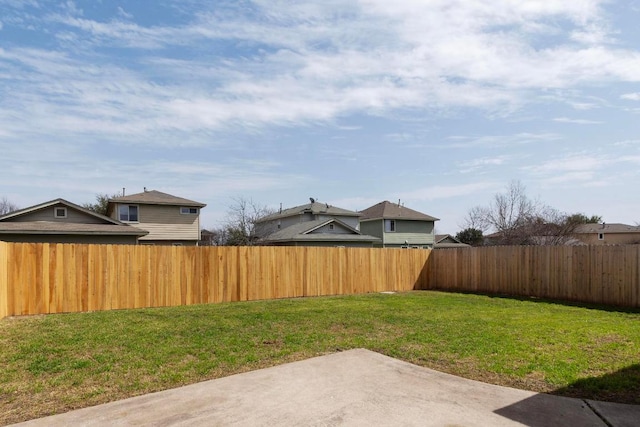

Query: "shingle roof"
(109, 190), (206, 207)
(574, 223), (640, 234)
(0, 198), (148, 236)
(262, 219), (380, 244)
(0, 221), (148, 236)
(257, 201), (360, 223)
(359, 201), (439, 222)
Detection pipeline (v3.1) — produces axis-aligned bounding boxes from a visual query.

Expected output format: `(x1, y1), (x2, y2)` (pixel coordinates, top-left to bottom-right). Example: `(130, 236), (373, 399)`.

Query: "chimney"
(602, 222), (606, 229)
(279, 203), (282, 214)
(122, 187), (125, 196)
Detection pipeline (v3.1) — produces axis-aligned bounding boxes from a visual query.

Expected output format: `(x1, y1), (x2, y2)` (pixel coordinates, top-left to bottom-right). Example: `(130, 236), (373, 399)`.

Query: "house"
(0, 198), (147, 244)
(107, 189), (206, 246)
(358, 201), (439, 249)
(573, 223), (640, 245)
(255, 199), (380, 247)
(434, 234), (470, 249)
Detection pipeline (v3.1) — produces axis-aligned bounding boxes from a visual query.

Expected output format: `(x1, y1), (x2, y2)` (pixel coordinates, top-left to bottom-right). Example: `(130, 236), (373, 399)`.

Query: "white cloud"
(553, 117), (603, 124)
(621, 92), (640, 101)
(398, 182), (499, 202)
(444, 133), (562, 148)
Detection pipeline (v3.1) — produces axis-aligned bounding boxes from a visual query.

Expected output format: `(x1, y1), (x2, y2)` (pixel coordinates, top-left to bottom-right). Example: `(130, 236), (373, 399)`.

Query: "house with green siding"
(358, 201), (439, 249)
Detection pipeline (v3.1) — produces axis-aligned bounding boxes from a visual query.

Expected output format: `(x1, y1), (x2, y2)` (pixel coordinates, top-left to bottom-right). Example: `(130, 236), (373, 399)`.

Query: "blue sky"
(1, 0), (639, 234)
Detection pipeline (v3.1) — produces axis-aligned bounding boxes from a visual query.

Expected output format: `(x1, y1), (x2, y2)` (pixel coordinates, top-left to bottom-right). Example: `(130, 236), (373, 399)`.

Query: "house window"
(119, 205), (139, 222)
(180, 207), (198, 214)
(598, 233), (604, 240)
(385, 219), (396, 232)
(329, 224), (334, 230)
(54, 207), (67, 218)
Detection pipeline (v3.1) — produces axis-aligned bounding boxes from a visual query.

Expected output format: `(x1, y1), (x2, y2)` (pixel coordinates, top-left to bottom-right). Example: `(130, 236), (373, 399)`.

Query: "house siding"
(112, 204), (200, 243)
(360, 219), (435, 248)
(9, 205), (104, 224)
(575, 233), (640, 245)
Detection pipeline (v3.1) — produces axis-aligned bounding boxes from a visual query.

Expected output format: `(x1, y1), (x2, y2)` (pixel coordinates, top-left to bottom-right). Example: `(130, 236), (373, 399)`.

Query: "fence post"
(0, 242), (7, 319)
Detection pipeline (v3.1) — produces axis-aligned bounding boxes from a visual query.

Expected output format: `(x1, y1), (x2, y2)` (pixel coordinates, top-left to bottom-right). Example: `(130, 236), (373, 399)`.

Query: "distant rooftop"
(109, 190), (206, 207)
(257, 200), (360, 223)
(359, 201), (439, 222)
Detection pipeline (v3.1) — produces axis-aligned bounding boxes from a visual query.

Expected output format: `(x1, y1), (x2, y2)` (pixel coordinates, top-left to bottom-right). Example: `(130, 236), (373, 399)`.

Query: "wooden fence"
(0, 243), (431, 318)
(428, 245), (640, 308)
(1, 243), (639, 319)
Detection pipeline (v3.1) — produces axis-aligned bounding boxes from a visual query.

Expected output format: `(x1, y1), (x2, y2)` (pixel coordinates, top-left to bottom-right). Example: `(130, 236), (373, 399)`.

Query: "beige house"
(107, 190), (206, 246)
(359, 201), (439, 249)
(0, 199), (147, 244)
(573, 223), (640, 245)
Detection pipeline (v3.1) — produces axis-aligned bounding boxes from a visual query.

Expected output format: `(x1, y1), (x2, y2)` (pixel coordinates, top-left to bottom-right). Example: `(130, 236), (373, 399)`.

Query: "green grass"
(1, 291), (639, 425)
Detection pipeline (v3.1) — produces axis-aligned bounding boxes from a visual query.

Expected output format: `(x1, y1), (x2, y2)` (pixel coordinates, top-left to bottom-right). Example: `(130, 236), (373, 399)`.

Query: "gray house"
(0, 199), (147, 244)
(359, 201), (439, 249)
(255, 200), (380, 247)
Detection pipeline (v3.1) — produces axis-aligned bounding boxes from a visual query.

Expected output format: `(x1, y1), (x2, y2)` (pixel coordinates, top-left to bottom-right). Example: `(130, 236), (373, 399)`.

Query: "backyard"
(0, 290), (639, 425)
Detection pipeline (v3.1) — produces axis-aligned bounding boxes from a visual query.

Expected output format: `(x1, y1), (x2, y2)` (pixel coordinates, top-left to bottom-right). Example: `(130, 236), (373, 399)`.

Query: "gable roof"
(262, 218), (380, 244)
(434, 234), (470, 248)
(0, 198), (147, 236)
(359, 201), (439, 222)
(256, 201), (360, 223)
(574, 223), (640, 234)
(109, 190), (206, 207)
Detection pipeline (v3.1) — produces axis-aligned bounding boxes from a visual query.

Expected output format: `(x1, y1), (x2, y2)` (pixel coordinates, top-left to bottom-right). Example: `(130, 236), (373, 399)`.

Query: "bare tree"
(220, 197), (274, 246)
(463, 181), (581, 246)
(0, 196), (19, 216)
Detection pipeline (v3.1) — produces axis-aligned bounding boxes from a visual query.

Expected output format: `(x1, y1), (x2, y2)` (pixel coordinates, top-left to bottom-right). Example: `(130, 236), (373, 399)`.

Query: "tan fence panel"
(1, 244), (433, 318)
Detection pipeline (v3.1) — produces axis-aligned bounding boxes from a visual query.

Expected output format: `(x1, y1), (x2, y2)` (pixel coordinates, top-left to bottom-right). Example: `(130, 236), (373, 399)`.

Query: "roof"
(0, 198), (148, 236)
(256, 201), (360, 223)
(434, 234), (470, 249)
(574, 223), (640, 234)
(109, 190), (206, 207)
(359, 201), (439, 222)
(0, 221), (147, 236)
(261, 218), (380, 244)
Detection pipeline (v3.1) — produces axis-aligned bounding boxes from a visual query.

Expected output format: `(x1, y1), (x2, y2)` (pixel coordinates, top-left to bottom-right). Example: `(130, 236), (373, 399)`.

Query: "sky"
(1, 0), (639, 234)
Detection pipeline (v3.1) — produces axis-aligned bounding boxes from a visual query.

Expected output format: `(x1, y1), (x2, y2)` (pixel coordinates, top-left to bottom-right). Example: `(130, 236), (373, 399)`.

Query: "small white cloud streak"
(621, 92), (640, 101)
(398, 182), (499, 202)
(553, 117), (603, 124)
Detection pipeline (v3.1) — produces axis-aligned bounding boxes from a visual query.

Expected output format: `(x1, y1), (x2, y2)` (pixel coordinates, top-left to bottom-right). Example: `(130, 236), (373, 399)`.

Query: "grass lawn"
(1, 291), (639, 425)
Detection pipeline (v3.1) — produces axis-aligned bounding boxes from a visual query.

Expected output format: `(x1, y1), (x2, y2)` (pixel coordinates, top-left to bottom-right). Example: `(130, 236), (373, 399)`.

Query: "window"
(384, 219), (396, 232)
(598, 233), (604, 240)
(180, 207), (198, 214)
(54, 207), (67, 218)
(119, 205), (139, 222)
(329, 224), (334, 230)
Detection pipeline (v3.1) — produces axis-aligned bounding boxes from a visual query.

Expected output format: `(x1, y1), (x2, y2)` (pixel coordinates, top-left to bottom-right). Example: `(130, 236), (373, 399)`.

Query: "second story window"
(119, 205), (139, 222)
(385, 219), (396, 232)
(180, 207), (198, 214)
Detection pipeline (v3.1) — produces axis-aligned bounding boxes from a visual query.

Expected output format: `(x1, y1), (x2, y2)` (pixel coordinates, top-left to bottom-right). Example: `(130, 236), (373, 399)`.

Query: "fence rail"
(1, 243), (639, 319)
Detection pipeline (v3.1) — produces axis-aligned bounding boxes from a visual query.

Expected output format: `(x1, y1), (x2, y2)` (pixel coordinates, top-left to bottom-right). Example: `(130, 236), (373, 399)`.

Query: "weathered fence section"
(0, 243), (431, 318)
(427, 246), (640, 307)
